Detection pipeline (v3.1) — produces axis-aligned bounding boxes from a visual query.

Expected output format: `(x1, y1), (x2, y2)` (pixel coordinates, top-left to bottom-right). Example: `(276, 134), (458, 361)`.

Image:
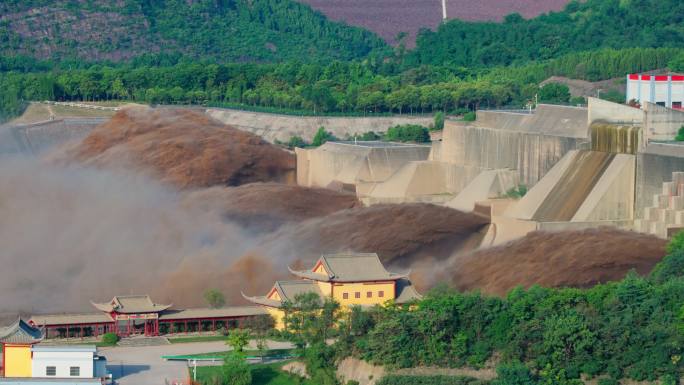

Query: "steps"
(635, 171), (684, 238)
(117, 336), (170, 347)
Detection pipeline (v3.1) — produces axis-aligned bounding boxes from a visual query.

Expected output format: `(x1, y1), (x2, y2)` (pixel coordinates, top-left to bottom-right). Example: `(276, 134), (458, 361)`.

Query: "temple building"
(29, 295), (266, 339)
(0, 319), (108, 383)
(0, 319), (44, 378)
(243, 253), (422, 329)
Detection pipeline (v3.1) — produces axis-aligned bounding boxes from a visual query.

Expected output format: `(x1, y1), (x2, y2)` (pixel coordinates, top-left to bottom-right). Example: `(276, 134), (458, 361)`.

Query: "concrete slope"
(572, 154), (635, 221)
(446, 169), (519, 212)
(504, 150), (579, 220)
(532, 150), (616, 221)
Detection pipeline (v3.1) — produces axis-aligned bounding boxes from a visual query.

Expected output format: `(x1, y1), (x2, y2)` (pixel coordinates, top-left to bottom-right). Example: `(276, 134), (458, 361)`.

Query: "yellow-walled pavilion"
(0, 319), (44, 378)
(242, 253), (422, 329)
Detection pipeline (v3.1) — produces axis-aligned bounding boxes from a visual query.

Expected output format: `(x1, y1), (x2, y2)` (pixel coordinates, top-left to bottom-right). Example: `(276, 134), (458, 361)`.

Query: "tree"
(227, 328), (251, 353)
(538, 83), (570, 104)
(312, 126), (336, 147)
(204, 289), (226, 309)
(433, 111), (445, 131)
(220, 352), (252, 385)
(675, 126), (684, 141)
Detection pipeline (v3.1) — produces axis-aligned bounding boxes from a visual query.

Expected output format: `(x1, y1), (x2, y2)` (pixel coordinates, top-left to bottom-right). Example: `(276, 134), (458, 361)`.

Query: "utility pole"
(442, 0), (447, 20)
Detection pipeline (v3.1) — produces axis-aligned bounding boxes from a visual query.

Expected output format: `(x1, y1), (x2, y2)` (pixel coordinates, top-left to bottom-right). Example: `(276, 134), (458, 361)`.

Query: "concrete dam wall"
(0, 118), (105, 156)
(206, 108), (434, 143)
(440, 122), (587, 186)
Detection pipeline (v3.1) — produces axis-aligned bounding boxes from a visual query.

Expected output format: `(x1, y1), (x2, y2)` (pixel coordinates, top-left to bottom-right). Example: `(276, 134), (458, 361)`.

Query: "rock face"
(62, 107), (295, 189)
(183, 183), (361, 232)
(442, 228), (667, 296)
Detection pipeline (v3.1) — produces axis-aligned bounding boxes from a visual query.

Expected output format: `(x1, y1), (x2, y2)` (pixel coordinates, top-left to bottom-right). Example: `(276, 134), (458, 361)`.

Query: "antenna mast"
(442, 0), (447, 20)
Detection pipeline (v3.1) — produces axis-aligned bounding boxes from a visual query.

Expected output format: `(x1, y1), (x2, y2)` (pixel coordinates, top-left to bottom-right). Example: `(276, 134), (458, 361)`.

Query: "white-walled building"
(626, 74), (684, 110)
(30, 346), (106, 380)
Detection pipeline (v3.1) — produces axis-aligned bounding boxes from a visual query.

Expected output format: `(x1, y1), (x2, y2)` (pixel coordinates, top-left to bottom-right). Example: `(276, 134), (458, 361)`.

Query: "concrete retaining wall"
(0, 118), (105, 156)
(440, 122), (587, 186)
(296, 141), (431, 188)
(588, 97), (643, 125)
(644, 102), (684, 142)
(206, 108), (433, 143)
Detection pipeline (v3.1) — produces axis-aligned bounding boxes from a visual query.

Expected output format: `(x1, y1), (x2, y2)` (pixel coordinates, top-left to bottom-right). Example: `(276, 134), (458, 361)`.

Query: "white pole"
(442, 0), (447, 20)
(192, 360), (197, 383)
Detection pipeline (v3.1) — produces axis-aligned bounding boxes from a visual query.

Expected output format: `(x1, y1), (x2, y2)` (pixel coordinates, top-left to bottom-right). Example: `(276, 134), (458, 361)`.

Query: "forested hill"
(408, 0), (684, 68)
(0, 0), (387, 62)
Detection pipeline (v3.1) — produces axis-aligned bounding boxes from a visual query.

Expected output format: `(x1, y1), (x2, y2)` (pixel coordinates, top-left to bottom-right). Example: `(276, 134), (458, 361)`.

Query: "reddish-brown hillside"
(441, 228), (667, 296)
(61, 108), (295, 189)
(300, 0), (569, 45)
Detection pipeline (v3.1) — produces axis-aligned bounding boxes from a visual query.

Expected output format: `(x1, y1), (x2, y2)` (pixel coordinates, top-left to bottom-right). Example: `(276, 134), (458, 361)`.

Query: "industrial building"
(626, 74), (684, 110)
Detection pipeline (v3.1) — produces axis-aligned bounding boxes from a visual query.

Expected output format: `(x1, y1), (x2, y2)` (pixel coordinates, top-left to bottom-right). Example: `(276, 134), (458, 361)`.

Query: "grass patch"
(186, 349), (295, 359)
(168, 335), (229, 344)
(194, 361), (304, 385)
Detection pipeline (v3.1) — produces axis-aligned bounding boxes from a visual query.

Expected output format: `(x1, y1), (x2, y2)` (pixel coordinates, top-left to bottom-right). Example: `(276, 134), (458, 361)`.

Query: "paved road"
(101, 340), (293, 385)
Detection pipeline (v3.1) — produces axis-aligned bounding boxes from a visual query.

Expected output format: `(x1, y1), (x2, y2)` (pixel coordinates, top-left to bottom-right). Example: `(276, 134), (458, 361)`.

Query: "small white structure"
(30, 345), (107, 380)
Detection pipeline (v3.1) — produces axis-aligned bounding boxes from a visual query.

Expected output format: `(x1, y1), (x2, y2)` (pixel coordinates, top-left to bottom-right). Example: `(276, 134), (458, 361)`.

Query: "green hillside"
(408, 0), (684, 67)
(0, 0), (387, 62)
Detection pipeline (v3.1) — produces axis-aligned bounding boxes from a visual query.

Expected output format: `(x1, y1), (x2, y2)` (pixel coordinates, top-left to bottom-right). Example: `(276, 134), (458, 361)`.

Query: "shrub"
(220, 353), (251, 385)
(463, 111), (476, 121)
(312, 126), (336, 146)
(675, 126), (684, 141)
(287, 135), (308, 148)
(385, 124), (430, 143)
(101, 332), (118, 346)
(433, 111), (445, 131)
(597, 379), (619, 385)
(494, 362), (536, 385)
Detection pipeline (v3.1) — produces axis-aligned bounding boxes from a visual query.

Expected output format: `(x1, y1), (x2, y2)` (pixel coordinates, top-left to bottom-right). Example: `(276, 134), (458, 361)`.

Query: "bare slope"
(61, 108), (295, 189)
(442, 228), (666, 296)
(300, 0), (569, 45)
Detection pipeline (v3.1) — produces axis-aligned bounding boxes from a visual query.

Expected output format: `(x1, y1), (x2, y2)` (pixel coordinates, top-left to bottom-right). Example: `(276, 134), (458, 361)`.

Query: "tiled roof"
(289, 253), (407, 282)
(91, 295), (171, 314)
(0, 318), (44, 344)
(30, 313), (113, 326)
(158, 306), (267, 320)
(394, 278), (423, 304)
(243, 280), (323, 308)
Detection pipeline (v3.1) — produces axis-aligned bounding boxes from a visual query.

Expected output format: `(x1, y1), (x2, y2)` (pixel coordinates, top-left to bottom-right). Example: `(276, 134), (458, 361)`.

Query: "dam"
(0, 118), (106, 156)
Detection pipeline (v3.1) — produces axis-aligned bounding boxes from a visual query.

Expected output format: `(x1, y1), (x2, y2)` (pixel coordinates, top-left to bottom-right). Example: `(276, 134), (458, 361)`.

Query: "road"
(100, 340), (293, 385)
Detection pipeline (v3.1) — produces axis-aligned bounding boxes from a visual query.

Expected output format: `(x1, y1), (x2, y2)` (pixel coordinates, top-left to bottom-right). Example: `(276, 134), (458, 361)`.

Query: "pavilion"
(29, 295), (267, 339)
(243, 253), (422, 329)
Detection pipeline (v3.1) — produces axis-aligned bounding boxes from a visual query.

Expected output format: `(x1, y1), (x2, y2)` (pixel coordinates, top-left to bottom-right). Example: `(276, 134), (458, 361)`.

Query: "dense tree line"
(3, 47), (681, 122)
(408, 0), (684, 68)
